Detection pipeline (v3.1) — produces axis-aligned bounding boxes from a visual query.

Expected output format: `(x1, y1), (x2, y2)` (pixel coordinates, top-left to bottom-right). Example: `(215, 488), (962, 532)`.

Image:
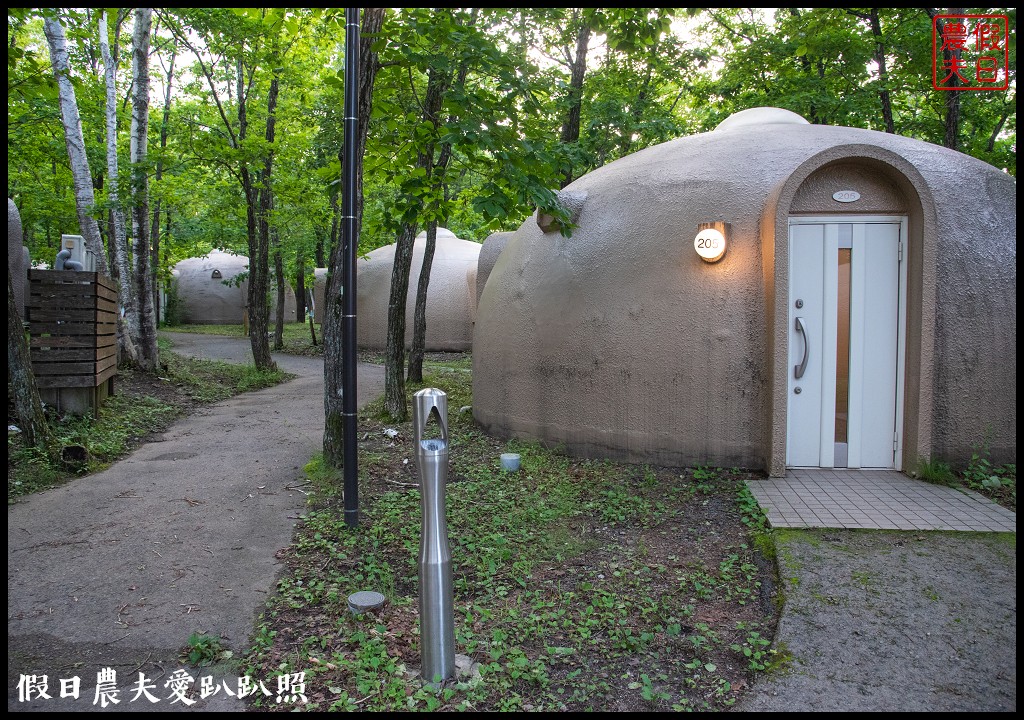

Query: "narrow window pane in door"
(835, 249), (851, 445)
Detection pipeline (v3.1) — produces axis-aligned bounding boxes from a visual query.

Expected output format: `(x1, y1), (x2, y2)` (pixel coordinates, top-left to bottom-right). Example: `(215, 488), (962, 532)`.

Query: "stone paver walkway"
(746, 469), (1015, 531)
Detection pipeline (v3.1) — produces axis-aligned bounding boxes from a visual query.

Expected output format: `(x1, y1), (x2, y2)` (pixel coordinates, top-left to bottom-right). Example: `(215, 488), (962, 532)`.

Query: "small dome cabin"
(172, 250), (296, 325)
(355, 228), (481, 351)
(473, 108), (1016, 475)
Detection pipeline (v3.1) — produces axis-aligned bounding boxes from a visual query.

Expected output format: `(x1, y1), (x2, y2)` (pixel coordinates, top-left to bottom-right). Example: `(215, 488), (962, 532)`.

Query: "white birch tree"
(43, 14), (109, 275)
(99, 10), (140, 366)
(130, 8), (159, 370)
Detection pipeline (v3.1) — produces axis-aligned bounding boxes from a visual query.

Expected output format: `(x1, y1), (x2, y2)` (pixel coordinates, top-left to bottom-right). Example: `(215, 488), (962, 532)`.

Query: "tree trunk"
(272, 237), (285, 351)
(99, 11), (140, 366)
(259, 72), (282, 355)
(929, 8), (964, 150)
(384, 61), (446, 418)
(130, 8), (159, 372)
(867, 10), (895, 134)
(407, 10), (476, 383)
(383, 223), (418, 421)
(239, 58), (275, 371)
(8, 267), (52, 452)
(324, 7), (385, 465)
(315, 230), (327, 268)
(559, 14), (591, 188)
(151, 47), (175, 325)
(296, 256), (307, 323)
(407, 221), (437, 383)
(43, 15), (109, 276)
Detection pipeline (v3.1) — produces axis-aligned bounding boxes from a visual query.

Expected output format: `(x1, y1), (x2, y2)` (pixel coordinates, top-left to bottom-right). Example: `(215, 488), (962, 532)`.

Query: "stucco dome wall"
(356, 229), (481, 351)
(312, 268), (329, 324)
(173, 250), (297, 325)
(173, 251), (249, 325)
(473, 121), (1016, 469)
(925, 154), (1016, 466)
(476, 231), (514, 307)
(474, 129), (791, 468)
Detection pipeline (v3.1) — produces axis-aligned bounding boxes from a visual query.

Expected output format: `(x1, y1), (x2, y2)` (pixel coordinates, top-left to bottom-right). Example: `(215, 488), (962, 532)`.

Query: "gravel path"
(737, 529), (1016, 712)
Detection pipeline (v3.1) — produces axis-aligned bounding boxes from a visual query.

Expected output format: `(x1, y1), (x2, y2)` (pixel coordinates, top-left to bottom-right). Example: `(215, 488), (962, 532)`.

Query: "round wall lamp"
(694, 222), (729, 263)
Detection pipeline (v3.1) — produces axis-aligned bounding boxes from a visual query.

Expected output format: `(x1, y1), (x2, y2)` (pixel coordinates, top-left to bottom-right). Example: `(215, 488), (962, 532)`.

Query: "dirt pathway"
(736, 529), (1016, 712)
(8, 334), (383, 712)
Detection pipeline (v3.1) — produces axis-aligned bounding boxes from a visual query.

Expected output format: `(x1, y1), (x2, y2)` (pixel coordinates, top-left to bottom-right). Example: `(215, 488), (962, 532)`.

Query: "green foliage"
(181, 633), (232, 666)
(164, 351), (289, 403)
(915, 457), (957, 486)
(10, 7), (1014, 291)
(730, 623), (777, 671)
(686, 8), (1015, 174)
(960, 434), (1016, 509)
(8, 394), (177, 500)
(162, 280), (184, 327)
(915, 446), (1017, 511)
(242, 363), (779, 711)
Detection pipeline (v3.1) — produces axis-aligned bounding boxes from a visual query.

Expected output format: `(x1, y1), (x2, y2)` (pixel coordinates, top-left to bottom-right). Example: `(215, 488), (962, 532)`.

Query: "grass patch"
(243, 361), (781, 712)
(914, 457), (957, 486)
(167, 322), (326, 358)
(913, 453), (1015, 512)
(8, 393), (178, 499)
(7, 347), (289, 501)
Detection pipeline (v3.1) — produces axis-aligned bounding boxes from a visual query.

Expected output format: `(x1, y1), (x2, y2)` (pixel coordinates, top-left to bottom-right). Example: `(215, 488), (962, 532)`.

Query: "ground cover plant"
(168, 323), (325, 358)
(243, 361), (785, 711)
(7, 338), (288, 501)
(914, 453), (1016, 512)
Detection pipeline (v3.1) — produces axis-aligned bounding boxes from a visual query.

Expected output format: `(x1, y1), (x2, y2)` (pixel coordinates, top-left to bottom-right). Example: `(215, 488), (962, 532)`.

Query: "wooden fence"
(27, 270), (117, 415)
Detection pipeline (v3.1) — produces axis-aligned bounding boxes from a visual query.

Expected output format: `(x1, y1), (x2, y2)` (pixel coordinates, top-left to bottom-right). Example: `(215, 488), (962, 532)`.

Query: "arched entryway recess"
(761, 145), (939, 477)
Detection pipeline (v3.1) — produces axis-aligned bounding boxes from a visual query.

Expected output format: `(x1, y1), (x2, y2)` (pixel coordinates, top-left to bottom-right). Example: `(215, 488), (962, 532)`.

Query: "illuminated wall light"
(694, 222), (729, 263)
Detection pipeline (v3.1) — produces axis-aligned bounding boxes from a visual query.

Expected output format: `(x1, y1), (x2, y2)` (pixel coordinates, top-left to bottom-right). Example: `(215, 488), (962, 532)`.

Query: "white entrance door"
(786, 218), (906, 469)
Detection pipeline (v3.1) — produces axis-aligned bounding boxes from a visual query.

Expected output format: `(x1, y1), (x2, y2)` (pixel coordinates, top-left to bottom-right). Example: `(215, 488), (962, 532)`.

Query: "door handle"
(794, 316), (809, 379)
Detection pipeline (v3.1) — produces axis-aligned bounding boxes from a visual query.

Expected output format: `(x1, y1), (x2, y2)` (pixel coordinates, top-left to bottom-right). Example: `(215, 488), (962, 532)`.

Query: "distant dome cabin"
(473, 108), (1016, 475)
(355, 228), (481, 351)
(172, 250), (296, 325)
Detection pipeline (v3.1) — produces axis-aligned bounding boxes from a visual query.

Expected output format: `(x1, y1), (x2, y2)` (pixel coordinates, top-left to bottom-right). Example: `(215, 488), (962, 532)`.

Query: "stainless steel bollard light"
(413, 388), (455, 684)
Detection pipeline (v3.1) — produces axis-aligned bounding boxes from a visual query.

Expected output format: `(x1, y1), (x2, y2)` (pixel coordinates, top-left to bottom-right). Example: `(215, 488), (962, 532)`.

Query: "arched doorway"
(764, 146), (939, 476)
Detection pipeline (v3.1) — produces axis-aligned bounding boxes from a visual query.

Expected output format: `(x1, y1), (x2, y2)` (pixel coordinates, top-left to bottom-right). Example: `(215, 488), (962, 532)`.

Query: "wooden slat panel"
(28, 288), (117, 309)
(30, 270), (99, 284)
(95, 273), (116, 292)
(35, 375), (105, 389)
(32, 361), (99, 376)
(30, 322), (116, 335)
(28, 283), (117, 304)
(96, 364), (117, 385)
(29, 290), (98, 306)
(95, 354), (116, 375)
(93, 283), (118, 303)
(30, 336), (105, 349)
(30, 345), (116, 362)
(27, 308), (100, 323)
(30, 336), (91, 349)
(32, 348), (93, 362)
(95, 309), (117, 323)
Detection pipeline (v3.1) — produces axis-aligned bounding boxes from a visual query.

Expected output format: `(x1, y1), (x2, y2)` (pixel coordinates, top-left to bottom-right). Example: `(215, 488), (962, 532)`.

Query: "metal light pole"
(413, 388), (455, 684)
(342, 7), (360, 528)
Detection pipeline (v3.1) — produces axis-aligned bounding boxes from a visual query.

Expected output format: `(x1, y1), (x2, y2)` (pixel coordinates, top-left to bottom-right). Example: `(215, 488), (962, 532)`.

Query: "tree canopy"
(10, 7), (1014, 275)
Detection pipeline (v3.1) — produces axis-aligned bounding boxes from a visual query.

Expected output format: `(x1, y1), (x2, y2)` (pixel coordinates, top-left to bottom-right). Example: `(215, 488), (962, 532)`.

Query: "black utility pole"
(342, 7), (360, 528)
